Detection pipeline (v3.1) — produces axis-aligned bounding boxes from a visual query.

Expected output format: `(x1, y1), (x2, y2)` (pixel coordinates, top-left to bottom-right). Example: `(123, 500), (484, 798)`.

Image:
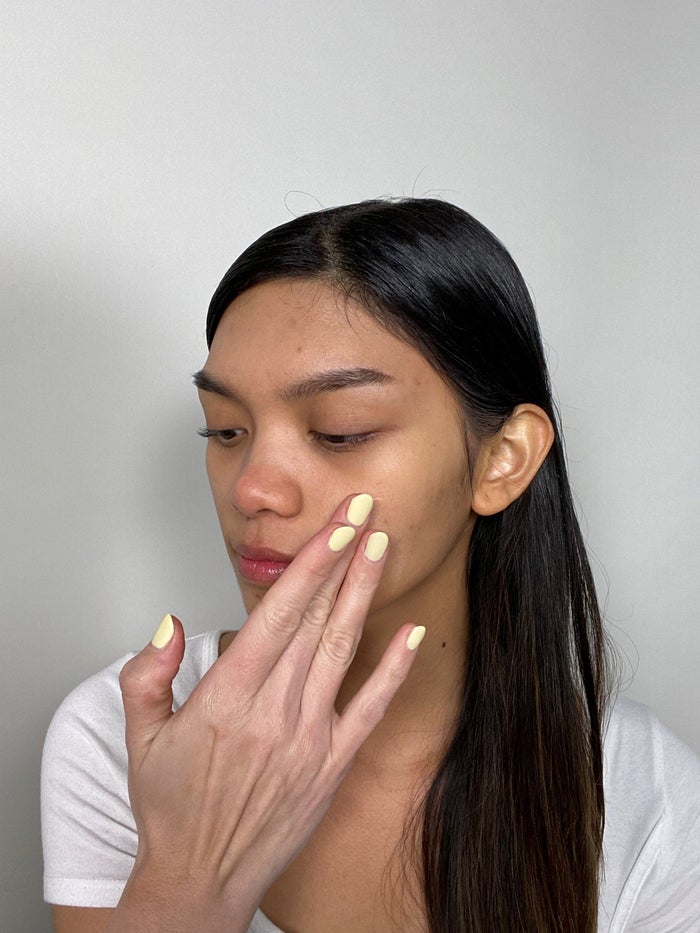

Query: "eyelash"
(197, 428), (245, 446)
(311, 431), (376, 451)
(197, 428), (376, 451)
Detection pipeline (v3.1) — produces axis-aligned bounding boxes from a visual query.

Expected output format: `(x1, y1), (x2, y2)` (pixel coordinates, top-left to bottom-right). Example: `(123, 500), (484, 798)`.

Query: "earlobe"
(471, 404), (555, 516)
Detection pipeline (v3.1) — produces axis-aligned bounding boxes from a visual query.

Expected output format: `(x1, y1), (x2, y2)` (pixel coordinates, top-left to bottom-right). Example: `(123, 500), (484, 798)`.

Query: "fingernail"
(151, 613), (174, 649)
(364, 531), (389, 561)
(346, 493), (373, 526)
(406, 625), (426, 651)
(328, 526), (357, 552)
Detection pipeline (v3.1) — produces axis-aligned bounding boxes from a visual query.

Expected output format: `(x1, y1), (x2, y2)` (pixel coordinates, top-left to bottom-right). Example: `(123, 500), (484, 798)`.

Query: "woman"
(42, 199), (700, 932)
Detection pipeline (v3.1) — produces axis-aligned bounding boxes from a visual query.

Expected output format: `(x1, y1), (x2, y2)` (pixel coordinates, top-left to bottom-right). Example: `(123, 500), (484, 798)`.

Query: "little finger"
(329, 622), (426, 766)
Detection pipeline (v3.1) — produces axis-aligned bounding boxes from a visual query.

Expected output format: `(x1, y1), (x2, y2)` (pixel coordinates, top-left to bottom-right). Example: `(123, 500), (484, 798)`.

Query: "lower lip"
(236, 554), (291, 585)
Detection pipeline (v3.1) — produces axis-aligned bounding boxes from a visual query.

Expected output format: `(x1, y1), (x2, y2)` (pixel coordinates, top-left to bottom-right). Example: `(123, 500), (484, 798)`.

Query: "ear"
(471, 404), (555, 516)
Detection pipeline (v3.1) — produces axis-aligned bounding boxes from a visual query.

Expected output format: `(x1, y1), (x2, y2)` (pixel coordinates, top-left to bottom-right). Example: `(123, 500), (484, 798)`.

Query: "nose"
(228, 444), (303, 519)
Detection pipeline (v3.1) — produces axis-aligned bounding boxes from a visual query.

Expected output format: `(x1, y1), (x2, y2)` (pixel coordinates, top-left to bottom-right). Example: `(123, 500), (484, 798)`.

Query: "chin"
(236, 578), (270, 611)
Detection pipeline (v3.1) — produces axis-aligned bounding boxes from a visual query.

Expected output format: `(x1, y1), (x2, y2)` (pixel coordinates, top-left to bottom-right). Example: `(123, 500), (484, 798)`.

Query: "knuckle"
(118, 657), (148, 697)
(357, 661), (407, 725)
(319, 626), (357, 667)
(198, 680), (235, 724)
(255, 707), (287, 745)
(261, 600), (298, 638)
(349, 572), (378, 598)
(246, 725), (280, 762)
(303, 588), (336, 630)
(357, 691), (390, 726)
(210, 703), (283, 760)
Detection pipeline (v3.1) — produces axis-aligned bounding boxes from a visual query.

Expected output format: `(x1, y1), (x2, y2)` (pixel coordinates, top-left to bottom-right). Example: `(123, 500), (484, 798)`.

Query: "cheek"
(371, 436), (471, 536)
(369, 453), (473, 597)
(206, 456), (227, 513)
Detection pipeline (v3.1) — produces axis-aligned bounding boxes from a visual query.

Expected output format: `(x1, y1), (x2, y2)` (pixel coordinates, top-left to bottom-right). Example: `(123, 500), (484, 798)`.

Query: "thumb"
(119, 613), (186, 769)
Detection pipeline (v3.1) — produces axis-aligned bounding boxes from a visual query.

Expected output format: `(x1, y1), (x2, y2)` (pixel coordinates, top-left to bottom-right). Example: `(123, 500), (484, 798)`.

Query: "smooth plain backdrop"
(2, 2), (698, 929)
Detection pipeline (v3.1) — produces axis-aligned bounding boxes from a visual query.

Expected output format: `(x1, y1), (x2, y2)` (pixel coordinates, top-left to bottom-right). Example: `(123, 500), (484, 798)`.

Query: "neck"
(336, 554), (469, 777)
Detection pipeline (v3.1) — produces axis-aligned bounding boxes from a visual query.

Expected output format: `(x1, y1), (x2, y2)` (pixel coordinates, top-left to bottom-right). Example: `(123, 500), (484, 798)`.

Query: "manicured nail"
(364, 531), (389, 561)
(151, 613), (174, 649)
(329, 525), (357, 552)
(346, 493), (373, 526)
(406, 625), (426, 651)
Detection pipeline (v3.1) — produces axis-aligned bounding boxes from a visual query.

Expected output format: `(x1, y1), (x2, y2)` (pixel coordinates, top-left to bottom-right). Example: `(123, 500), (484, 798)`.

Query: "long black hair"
(206, 199), (612, 932)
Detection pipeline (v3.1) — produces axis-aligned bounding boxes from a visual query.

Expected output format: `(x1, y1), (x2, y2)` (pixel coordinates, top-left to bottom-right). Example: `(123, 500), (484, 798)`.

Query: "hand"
(113, 494), (425, 932)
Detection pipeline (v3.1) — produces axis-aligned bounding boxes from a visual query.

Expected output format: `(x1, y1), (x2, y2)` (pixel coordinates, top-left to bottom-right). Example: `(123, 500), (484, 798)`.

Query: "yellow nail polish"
(346, 493), (373, 526)
(364, 531), (389, 561)
(151, 613), (174, 649)
(329, 526), (356, 552)
(406, 625), (426, 651)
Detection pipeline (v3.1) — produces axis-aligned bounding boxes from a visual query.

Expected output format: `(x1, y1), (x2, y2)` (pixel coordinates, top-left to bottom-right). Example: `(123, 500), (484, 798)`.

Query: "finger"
(268, 525), (386, 707)
(119, 613), (186, 771)
(329, 623), (426, 768)
(221, 493), (375, 693)
(301, 530), (389, 717)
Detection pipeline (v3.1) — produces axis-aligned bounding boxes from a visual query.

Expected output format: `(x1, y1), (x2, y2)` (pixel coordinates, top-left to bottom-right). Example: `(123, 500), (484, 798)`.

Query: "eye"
(312, 431), (377, 451)
(197, 427), (246, 447)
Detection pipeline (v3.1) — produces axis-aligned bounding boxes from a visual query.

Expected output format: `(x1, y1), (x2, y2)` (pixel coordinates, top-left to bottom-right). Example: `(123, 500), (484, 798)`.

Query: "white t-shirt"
(41, 630), (700, 932)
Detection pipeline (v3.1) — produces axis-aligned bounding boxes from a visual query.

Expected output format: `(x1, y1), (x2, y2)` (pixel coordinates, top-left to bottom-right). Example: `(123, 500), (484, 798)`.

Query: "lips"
(234, 545), (295, 585)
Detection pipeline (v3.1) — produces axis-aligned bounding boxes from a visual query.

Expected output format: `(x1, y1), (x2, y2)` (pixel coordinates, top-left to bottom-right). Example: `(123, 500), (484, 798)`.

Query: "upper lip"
(235, 545), (295, 563)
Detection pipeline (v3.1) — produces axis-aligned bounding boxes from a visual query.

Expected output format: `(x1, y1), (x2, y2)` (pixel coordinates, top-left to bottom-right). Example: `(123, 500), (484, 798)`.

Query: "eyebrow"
(192, 366), (394, 402)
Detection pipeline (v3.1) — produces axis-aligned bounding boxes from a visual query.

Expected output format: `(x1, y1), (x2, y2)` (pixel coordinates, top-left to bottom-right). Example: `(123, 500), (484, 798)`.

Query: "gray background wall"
(2, 1), (698, 929)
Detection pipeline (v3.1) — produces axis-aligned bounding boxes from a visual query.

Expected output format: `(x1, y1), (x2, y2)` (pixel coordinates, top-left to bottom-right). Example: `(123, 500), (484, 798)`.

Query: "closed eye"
(312, 431), (377, 451)
(197, 427), (246, 447)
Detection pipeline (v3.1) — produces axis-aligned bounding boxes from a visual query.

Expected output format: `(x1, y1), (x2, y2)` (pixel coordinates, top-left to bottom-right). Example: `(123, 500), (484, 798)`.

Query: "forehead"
(205, 278), (426, 383)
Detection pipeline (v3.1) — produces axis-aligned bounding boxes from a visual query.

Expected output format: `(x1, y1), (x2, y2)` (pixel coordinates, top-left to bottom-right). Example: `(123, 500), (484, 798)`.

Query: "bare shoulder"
(52, 905), (113, 933)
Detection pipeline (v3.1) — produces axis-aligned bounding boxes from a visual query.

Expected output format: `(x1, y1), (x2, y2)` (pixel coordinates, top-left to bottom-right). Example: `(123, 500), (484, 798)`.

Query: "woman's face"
(198, 278), (476, 619)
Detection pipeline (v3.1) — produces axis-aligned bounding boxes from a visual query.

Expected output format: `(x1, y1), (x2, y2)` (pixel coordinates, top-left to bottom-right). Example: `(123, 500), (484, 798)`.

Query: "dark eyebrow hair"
(192, 366), (394, 402)
(192, 369), (241, 401)
(281, 367), (393, 400)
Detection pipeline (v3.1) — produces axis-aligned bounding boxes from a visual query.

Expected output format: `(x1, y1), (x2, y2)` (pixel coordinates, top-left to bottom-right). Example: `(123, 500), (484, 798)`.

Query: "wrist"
(107, 861), (258, 933)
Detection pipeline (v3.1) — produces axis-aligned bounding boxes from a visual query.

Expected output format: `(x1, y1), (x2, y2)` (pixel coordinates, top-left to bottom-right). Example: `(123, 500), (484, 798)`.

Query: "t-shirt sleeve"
(41, 631), (222, 909)
(626, 723), (700, 931)
(41, 657), (137, 907)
